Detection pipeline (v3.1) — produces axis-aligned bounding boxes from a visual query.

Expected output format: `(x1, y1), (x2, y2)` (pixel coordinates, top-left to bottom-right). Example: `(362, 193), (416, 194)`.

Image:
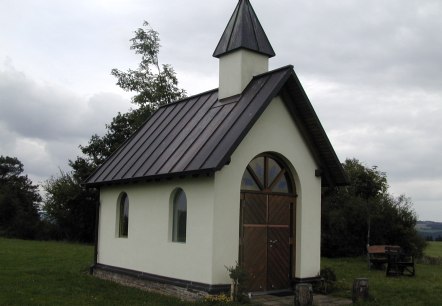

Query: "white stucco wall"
(97, 95), (322, 287)
(218, 49), (269, 99)
(212, 96), (322, 283)
(97, 176), (215, 284)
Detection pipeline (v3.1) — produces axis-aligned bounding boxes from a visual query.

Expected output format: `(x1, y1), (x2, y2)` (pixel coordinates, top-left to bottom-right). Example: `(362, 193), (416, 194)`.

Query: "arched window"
(172, 189), (187, 243)
(118, 193), (129, 237)
(241, 155), (293, 194)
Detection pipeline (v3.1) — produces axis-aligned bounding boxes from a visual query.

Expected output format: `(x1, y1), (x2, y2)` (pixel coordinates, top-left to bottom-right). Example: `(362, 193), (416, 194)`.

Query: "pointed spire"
(213, 0), (275, 58)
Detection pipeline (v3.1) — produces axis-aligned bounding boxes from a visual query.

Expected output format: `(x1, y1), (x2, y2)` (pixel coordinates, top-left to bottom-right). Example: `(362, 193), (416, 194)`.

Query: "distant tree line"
(416, 221), (442, 242)
(425, 235), (442, 242)
(0, 156), (42, 239)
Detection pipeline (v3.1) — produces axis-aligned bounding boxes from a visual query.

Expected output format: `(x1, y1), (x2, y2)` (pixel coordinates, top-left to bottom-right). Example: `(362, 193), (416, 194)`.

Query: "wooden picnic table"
(367, 245), (415, 276)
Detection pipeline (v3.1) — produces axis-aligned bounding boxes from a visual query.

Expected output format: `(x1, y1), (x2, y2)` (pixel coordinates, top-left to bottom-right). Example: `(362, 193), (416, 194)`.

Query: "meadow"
(1, 238), (442, 305)
(421, 241), (442, 258)
(0, 238), (233, 306)
(322, 241), (442, 306)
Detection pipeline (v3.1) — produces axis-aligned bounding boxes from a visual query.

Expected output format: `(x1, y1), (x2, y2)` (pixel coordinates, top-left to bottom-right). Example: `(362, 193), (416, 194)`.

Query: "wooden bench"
(367, 245), (399, 269)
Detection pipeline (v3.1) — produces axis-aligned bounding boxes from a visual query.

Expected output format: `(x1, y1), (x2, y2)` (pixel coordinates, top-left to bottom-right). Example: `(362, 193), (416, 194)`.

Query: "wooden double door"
(240, 192), (294, 292)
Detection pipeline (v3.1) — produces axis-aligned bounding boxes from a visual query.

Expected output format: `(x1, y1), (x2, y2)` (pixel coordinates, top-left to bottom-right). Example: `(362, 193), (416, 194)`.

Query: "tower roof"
(213, 0), (275, 58)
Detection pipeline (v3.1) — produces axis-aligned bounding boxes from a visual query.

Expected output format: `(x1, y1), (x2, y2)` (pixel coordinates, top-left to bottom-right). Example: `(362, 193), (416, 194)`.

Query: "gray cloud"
(0, 62), (131, 183)
(269, 0), (442, 92)
(0, 0), (441, 220)
(0, 62), (131, 139)
(311, 82), (442, 178)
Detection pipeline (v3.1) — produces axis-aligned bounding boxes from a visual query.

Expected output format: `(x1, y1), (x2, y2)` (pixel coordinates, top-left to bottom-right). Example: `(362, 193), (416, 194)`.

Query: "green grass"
(4, 238), (442, 305)
(0, 238), (237, 306)
(322, 255), (442, 306)
(423, 241), (442, 258)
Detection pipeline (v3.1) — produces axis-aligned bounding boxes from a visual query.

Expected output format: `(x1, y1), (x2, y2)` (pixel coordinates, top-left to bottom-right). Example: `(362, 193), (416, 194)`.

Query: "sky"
(0, 0), (441, 221)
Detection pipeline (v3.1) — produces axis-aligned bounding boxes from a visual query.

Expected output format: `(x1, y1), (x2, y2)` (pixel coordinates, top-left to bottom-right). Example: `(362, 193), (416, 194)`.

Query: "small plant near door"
(225, 262), (249, 303)
(313, 267), (337, 294)
(203, 293), (231, 304)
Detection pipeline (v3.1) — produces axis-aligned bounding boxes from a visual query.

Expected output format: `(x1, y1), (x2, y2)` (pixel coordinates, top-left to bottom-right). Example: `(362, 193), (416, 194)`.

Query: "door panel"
(240, 193), (293, 292)
(243, 193), (267, 225)
(243, 226), (267, 291)
(267, 227), (290, 290)
(268, 195), (291, 225)
(267, 195), (291, 290)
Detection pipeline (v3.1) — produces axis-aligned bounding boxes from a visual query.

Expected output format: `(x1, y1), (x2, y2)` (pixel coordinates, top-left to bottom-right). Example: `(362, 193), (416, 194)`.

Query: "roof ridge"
(162, 66), (295, 110)
(252, 65), (294, 79)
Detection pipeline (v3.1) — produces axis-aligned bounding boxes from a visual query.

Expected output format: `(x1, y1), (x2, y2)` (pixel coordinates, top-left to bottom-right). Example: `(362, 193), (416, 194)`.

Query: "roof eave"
(213, 46), (275, 59)
(84, 168), (216, 188)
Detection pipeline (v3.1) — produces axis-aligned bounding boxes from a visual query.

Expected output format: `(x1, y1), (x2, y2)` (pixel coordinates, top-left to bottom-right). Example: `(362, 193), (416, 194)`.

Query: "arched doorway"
(240, 154), (296, 292)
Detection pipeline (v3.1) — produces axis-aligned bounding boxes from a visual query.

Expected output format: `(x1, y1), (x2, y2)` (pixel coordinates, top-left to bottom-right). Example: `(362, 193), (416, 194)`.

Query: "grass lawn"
(322, 242), (442, 306)
(423, 241), (442, 258)
(0, 238), (237, 306)
(3, 238), (442, 305)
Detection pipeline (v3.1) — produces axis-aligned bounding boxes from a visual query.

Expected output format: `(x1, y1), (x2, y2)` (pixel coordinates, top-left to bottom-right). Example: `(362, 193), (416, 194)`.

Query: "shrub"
(314, 267), (337, 294)
(225, 262), (249, 303)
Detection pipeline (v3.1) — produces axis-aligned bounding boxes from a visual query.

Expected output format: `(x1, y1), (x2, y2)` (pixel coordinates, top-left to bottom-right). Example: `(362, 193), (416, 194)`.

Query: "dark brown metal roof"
(85, 66), (347, 188)
(213, 0), (275, 58)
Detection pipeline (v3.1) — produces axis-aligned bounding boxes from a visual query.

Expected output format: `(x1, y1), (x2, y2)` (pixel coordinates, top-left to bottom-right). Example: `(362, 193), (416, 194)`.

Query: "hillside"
(416, 221), (442, 240)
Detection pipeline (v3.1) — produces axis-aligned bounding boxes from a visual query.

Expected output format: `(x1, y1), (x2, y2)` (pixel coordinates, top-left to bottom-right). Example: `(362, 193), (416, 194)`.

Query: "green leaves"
(344, 158), (388, 200)
(0, 156), (41, 239)
(111, 21), (186, 109)
(322, 158), (425, 258)
(0, 156), (24, 180)
(130, 21), (160, 66)
(43, 170), (97, 242)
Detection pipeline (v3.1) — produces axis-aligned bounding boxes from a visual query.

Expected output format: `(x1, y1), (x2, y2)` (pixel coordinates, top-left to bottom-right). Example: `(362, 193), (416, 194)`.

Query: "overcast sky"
(1, 0), (441, 221)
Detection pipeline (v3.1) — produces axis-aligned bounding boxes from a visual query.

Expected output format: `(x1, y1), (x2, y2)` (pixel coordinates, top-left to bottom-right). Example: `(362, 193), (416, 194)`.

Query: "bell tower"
(213, 0), (275, 99)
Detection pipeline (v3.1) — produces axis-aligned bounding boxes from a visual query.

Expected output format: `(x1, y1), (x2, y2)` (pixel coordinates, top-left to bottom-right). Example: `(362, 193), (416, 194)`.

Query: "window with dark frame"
(119, 193), (129, 237)
(172, 189), (187, 243)
(241, 155), (292, 193)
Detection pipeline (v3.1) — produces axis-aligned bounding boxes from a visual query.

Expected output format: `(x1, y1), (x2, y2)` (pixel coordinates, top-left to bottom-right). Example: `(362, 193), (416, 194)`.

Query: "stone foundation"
(92, 264), (229, 301)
